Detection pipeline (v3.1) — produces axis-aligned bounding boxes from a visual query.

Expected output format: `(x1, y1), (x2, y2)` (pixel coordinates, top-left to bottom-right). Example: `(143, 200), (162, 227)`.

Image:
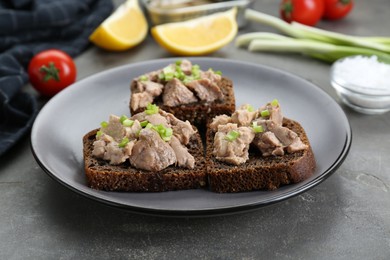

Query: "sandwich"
(129, 59), (235, 125)
(206, 100), (316, 192)
(83, 104), (206, 192)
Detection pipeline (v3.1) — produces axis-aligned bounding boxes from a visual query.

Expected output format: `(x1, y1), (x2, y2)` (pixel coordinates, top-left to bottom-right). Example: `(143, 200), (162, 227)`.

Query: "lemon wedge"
(151, 8), (238, 56)
(89, 0), (148, 51)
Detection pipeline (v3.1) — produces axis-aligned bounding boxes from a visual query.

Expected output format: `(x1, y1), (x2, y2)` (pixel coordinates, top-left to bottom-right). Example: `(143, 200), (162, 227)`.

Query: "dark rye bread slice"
(130, 77), (236, 126)
(83, 129), (207, 192)
(206, 118), (316, 193)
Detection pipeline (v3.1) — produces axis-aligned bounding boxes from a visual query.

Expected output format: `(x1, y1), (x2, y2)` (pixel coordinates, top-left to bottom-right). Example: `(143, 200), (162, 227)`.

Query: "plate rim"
(30, 57), (352, 217)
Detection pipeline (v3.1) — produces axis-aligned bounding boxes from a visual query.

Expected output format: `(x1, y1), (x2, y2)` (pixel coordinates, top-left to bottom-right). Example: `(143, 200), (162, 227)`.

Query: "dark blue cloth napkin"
(0, 0), (114, 156)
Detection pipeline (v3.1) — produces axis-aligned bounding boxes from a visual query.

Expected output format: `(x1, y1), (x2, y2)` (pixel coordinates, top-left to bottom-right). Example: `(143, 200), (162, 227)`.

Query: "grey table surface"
(1, 0), (389, 259)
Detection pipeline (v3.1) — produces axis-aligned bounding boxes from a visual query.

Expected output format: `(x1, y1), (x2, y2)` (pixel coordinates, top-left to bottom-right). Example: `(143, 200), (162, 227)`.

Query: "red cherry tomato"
(28, 49), (77, 97)
(280, 0), (324, 26)
(323, 0), (353, 20)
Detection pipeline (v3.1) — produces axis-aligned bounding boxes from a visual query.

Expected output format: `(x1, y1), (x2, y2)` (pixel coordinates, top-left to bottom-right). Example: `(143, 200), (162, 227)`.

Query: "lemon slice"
(89, 0), (148, 51)
(151, 8), (238, 56)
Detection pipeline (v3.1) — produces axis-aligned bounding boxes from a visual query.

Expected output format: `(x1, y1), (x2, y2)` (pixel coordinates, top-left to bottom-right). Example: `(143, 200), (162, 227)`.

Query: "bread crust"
(129, 77), (236, 126)
(83, 128), (207, 192)
(205, 118), (316, 193)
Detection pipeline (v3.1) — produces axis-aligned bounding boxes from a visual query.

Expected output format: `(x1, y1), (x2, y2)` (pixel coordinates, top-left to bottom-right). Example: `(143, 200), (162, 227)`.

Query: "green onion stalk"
(236, 9), (390, 63)
(225, 130), (240, 142)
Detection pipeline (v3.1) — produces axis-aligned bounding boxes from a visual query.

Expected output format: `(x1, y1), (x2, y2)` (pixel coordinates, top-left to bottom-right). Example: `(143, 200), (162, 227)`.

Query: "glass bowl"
(330, 55), (390, 115)
(142, 0), (253, 28)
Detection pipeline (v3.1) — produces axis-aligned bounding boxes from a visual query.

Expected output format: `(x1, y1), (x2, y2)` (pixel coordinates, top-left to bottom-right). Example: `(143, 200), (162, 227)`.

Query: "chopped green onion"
(174, 63), (187, 80)
(96, 130), (103, 138)
(163, 65), (174, 74)
(139, 75), (148, 81)
(118, 137), (129, 148)
(261, 109), (270, 117)
(159, 65), (176, 81)
(151, 124), (173, 141)
(175, 65), (182, 72)
(164, 127), (173, 138)
(271, 99), (279, 107)
(224, 130), (240, 142)
(192, 72), (200, 80)
(161, 136), (172, 142)
(120, 115), (127, 124)
(183, 77), (194, 84)
(100, 121), (108, 128)
(164, 72), (174, 81)
(191, 65), (201, 79)
(152, 124), (164, 133)
(140, 120), (149, 127)
(122, 119), (134, 127)
(145, 123), (153, 129)
(145, 103), (159, 115)
(252, 122), (264, 133)
(208, 68), (222, 76)
(246, 104), (255, 112)
(175, 60), (182, 66)
(120, 115), (134, 126)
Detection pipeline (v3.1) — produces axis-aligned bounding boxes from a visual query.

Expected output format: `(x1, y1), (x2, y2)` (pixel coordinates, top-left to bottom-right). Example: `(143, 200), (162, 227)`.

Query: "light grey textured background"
(1, 0), (389, 259)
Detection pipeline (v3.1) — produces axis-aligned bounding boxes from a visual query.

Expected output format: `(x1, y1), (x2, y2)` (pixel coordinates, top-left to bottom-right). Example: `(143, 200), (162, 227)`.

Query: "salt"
(332, 55), (390, 95)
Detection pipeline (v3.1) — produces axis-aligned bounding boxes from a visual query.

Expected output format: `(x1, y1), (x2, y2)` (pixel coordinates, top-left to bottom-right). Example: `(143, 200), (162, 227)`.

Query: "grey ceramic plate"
(31, 58), (351, 217)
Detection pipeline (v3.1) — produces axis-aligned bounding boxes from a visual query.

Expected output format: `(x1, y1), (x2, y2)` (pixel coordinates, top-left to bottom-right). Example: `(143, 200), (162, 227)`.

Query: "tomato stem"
(340, 0), (351, 5)
(39, 62), (60, 82)
(281, 1), (293, 18)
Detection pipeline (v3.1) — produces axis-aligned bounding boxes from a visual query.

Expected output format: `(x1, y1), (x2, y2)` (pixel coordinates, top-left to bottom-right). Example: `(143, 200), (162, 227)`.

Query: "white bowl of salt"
(330, 55), (390, 114)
